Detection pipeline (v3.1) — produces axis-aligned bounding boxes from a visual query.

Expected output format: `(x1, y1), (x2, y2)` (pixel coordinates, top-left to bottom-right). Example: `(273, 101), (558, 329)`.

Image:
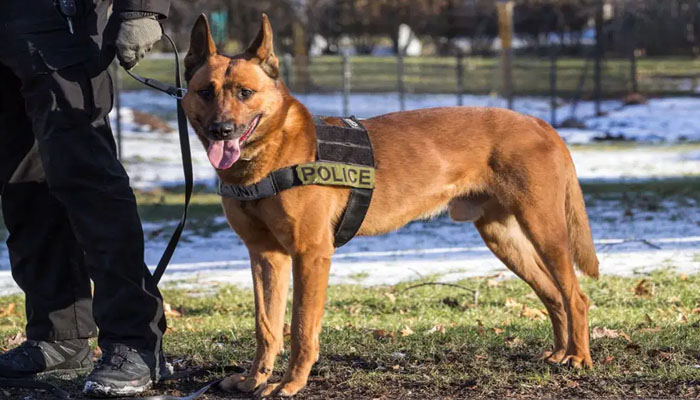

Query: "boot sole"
(83, 379), (153, 398)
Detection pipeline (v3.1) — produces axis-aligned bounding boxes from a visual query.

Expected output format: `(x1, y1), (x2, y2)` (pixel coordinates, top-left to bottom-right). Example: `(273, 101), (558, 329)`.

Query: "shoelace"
(95, 347), (136, 371)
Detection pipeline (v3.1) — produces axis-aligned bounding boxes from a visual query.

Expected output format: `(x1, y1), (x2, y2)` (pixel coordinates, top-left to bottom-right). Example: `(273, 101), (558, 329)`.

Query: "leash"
(125, 31), (192, 285)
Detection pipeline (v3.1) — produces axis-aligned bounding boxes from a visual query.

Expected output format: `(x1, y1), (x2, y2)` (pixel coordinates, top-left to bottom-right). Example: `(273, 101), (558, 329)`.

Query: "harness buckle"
(169, 87), (188, 100)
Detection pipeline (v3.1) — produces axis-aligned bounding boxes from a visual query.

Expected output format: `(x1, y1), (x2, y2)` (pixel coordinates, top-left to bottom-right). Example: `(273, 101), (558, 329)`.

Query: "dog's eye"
(197, 88), (213, 101)
(238, 88), (254, 101)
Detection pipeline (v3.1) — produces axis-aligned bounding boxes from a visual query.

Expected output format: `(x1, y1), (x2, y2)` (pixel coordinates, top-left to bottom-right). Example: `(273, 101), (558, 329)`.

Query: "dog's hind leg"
(513, 194), (593, 368)
(221, 239), (292, 393)
(475, 199), (569, 363)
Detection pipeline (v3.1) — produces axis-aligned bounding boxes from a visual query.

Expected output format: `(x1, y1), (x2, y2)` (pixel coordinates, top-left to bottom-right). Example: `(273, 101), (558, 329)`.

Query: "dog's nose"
(208, 120), (235, 140)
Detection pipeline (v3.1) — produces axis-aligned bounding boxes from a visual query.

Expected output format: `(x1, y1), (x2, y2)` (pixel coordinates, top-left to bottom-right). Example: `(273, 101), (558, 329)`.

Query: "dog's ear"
(185, 14), (217, 82)
(245, 13), (279, 79)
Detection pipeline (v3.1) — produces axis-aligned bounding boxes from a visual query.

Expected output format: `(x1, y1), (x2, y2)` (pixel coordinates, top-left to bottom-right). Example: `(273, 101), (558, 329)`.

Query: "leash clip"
(168, 87), (188, 100)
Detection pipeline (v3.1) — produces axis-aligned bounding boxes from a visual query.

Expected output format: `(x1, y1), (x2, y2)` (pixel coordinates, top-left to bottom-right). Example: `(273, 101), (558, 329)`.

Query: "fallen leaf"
(163, 303), (181, 318)
(491, 327), (504, 335)
(635, 280), (652, 297)
(667, 296), (681, 304)
(639, 326), (661, 334)
(384, 293), (396, 304)
(602, 355), (614, 365)
(6, 332), (25, 347)
(477, 320), (485, 336)
(400, 326), (414, 337)
(0, 303), (16, 317)
(648, 349), (672, 360)
(678, 312), (688, 323)
(475, 354), (488, 360)
(505, 336), (524, 348)
(520, 304), (548, 320)
(681, 274), (688, 281)
(591, 327), (631, 342)
(565, 379), (579, 388)
(487, 279), (501, 288)
(391, 364), (400, 370)
(425, 324), (446, 335)
(374, 329), (394, 340)
(505, 298), (521, 308)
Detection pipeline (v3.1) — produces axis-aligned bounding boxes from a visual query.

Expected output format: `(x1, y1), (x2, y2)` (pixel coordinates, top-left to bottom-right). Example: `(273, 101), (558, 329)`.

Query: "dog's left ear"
(185, 14), (217, 82)
(245, 13), (279, 79)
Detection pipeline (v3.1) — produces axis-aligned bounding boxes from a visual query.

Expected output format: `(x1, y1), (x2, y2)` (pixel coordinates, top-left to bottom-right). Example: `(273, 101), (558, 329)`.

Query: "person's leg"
(0, 0), (165, 363)
(0, 63), (95, 377)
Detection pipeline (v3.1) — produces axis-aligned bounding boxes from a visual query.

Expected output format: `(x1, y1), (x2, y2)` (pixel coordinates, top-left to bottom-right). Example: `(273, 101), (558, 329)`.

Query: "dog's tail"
(565, 166), (599, 278)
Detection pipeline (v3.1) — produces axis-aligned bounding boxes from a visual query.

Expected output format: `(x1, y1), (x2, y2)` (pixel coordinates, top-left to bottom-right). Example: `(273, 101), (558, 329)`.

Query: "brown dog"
(182, 14), (599, 398)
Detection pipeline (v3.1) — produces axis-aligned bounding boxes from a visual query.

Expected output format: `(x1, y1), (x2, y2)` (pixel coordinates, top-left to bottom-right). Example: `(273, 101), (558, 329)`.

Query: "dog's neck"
(216, 93), (316, 186)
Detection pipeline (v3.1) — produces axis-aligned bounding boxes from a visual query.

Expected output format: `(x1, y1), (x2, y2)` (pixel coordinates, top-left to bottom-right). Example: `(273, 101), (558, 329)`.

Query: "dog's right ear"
(185, 14), (217, 82)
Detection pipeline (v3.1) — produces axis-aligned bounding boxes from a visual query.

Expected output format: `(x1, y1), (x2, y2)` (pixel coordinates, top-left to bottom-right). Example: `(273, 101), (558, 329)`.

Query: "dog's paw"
(535, 349), (566, 364)
(220, 373), (268, 393)
(255, 382), (299, 398)
(560, 354), (593, 369)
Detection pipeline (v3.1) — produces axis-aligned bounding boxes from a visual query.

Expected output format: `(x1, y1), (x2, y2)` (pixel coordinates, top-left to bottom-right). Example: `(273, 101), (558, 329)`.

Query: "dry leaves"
(373, 329), (395, 341)
(505, 336), (524, 348)
(591, 327), (631, 342)
(425, 324), (446, 335)
(163, 303), (182, 318)
(0, 303), (16, 317)
(634, 279), (652, 297)
(384, 293), (396, 304)
(520, 305), (548, 320)
(602, 355), (615, 365)
(400, 326), (414, 337)
(505, 298), (521, 308)
(477, 320), (485, 336)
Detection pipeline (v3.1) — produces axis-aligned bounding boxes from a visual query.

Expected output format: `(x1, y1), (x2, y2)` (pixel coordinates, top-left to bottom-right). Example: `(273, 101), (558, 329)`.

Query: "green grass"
(2, 270), (700, 398)
(122, 55), (700, 96)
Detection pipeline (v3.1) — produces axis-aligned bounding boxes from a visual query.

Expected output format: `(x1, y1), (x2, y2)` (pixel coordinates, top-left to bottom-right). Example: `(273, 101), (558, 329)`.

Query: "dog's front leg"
(221, 244), (291, 393)
(256, 248), (332, 398)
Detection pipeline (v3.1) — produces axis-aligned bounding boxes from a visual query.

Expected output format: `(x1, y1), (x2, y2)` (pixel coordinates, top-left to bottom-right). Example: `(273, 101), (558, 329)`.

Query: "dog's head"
(183, 14), (284, 170)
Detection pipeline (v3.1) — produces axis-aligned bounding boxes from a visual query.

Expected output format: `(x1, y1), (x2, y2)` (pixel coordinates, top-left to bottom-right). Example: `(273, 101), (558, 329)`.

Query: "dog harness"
(218, 116), (375, 247)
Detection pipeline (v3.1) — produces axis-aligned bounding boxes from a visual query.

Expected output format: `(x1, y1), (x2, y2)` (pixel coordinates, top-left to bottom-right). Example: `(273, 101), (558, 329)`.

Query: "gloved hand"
(114, 12), (163, 70)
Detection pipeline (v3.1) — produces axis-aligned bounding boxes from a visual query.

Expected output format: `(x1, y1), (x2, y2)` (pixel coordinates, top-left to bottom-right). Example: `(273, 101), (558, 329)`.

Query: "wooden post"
(397, 50), (406, 111)
(497, 0), (514, 110)
(456, 50), (464, 106)
(342, 53), (351, 116)
(624, 11), (638, 93)
(594, 0), (604, 116)
(549, 42), (557, 127)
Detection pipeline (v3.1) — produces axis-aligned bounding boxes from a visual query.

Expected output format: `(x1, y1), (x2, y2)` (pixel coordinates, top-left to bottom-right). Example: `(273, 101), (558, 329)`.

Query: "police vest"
(218, 116), (375, 247)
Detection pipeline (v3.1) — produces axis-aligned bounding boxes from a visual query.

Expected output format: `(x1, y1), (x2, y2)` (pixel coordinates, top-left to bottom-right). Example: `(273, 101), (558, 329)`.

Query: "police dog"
(182, 14), (599, 397)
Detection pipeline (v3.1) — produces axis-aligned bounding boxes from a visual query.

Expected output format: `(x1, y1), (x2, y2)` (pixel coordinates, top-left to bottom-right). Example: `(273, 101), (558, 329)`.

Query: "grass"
(2, 270), (700, 398)
(121, 55), (700, 96)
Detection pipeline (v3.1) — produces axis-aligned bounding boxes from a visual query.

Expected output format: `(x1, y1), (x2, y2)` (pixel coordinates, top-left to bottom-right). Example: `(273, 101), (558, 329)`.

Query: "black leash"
(125, 32), (192, 285)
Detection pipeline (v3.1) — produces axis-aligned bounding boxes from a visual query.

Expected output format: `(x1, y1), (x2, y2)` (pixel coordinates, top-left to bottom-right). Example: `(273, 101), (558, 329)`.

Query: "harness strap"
(218, 116), (375, 247)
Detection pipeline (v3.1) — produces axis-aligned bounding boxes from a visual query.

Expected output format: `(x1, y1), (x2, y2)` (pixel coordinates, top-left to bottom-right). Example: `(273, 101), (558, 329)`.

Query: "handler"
(0, 0), (170, 397)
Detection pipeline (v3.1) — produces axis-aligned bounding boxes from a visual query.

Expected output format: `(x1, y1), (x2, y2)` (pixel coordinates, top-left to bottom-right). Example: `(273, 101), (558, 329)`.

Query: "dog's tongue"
(207, 140), (241, 169)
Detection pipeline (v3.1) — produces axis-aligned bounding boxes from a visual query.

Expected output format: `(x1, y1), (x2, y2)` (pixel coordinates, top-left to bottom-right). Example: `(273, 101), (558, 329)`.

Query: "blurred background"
(1, 0), (699, 292)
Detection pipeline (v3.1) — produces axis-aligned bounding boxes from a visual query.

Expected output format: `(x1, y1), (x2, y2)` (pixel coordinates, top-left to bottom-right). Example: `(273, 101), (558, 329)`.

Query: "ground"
(2, 271), (700, 399)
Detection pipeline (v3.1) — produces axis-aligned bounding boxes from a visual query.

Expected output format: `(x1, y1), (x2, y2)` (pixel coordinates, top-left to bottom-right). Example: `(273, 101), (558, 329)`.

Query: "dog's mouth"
(206, 114), (261, 170)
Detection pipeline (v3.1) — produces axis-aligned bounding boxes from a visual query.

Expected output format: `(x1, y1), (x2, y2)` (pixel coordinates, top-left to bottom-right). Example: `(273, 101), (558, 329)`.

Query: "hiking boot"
(82, 343), (171, 398)
(0, 339), (92, 378)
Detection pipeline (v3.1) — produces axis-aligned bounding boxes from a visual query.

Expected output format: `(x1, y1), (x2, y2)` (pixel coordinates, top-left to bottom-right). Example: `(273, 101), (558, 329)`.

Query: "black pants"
(0, 0), (166, 353)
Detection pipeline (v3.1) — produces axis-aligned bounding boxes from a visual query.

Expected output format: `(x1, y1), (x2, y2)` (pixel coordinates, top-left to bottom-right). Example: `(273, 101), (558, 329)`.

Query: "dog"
(181, 14), (599, 398)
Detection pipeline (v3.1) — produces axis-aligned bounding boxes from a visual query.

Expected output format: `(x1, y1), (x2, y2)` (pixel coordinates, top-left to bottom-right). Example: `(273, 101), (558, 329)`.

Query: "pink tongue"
(207, 140), (241, 169)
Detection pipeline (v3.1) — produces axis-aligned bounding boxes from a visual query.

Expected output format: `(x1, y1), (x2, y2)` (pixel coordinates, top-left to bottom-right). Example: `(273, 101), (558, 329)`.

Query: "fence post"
(342, 53), (351, 116)
(283, 53), (293, 89)
(456, 50), (464, 106)
(112, 60), (122, 161)
(594, 0), (604, 115)
(497, 0), (515, 110)
(397, 50), (406, 111)
(549, 42), (557, 127)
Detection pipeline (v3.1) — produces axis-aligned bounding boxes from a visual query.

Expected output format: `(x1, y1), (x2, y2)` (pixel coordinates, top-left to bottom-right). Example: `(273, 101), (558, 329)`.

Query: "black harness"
(218, 116), (375, 247)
